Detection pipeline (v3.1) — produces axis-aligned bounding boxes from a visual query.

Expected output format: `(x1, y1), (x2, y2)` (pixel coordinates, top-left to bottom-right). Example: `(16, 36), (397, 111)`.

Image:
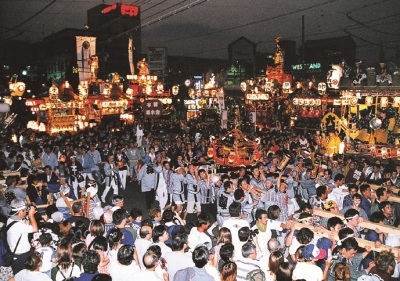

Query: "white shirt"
(164, 251), (194, 280)
(132, 269), (163, 280)
(14, 270), (52, 281)
(135, 238), (152, 268)
(109, 261), (141, 281)
(222, 217), (250, 245)
(7, 219), (34, 254)
(188, 227), (212, 250)
(292, 262), (323, 281)
(252, 220), (282, 257)
(153, 241), (172, 257)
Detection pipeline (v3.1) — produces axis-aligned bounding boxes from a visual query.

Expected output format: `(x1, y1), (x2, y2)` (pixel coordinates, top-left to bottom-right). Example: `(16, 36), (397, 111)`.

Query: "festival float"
(24, 36), (170, 134)
(207, 128), (261, 167)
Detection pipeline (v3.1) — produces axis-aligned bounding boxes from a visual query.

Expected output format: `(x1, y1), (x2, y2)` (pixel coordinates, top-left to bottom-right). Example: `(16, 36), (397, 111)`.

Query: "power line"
(98, 0), (209, 44)
(146, 0), (339, 45)
(1, 0), (57, 36)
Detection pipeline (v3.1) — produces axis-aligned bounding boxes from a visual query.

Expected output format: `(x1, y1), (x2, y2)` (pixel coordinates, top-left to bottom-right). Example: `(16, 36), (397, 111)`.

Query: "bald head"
(139, 225), (153, 240)
(267, 238), (281, 252)
(143, 252), (158, 270)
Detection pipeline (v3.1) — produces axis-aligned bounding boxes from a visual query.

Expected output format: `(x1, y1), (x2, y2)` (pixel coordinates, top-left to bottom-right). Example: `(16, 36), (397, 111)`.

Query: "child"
(34, 231), (58, 276)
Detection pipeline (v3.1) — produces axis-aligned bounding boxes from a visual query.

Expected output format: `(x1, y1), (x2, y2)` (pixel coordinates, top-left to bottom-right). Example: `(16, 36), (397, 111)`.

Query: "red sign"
(102, 3), (139, 17)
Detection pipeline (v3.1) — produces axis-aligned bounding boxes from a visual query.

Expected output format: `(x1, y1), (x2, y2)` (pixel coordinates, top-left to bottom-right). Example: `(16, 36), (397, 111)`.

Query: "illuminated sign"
(291, 63), (321, 72)
(102, 3), (139, 17)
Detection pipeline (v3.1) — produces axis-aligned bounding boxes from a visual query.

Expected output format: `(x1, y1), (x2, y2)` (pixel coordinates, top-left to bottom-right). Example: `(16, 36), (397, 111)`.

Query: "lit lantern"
(253, 150), (261, 161)
(339, 141), (345, 154)
(228, 152), (236, 164)
(394, 97), (400, 107)
(207, 148), (214, 158)
(146, 85), (153, 95)
(380, 97), (388, 108)
(172, 85), (179, 95)
(59, 155), (67, 162)
(365, 96), (373, 106)
(381, 147), (388, 159)
(282, 82), (291, 94)
(318, 82), (327, 95)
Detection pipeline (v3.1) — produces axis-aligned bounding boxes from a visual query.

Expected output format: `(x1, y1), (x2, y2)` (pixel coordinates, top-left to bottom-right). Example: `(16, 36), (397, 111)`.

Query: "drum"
(375, 129), (388, 144)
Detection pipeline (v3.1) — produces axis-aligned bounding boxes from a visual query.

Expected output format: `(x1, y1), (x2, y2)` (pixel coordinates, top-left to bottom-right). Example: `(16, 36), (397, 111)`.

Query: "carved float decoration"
(208, 129), (261, 167)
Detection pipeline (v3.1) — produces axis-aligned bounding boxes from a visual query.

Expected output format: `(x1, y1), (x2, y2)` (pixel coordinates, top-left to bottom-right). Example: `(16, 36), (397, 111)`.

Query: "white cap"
(212, 175), (220, 183)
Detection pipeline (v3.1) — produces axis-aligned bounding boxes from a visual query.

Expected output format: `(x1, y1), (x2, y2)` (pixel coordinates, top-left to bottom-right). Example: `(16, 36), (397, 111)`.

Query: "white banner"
(221, 110), (227, 129)
(76, 36), (96, 83)
(216, 90), (225, 110)
(128, 38), (134, 75)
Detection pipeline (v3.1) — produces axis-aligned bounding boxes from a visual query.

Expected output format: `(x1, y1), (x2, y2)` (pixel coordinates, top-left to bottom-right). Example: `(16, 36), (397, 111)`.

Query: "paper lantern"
(365, 96), (373, 106)
(207, 148), (214, 158)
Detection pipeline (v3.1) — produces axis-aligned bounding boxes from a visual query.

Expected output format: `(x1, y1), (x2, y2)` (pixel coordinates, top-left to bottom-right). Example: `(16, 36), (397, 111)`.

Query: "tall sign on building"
(76, 36), (96, 83)
(147, 47), (167, 77)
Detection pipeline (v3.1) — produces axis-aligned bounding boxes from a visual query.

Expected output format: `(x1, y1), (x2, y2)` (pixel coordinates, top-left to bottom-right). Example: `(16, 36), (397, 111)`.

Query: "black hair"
(339, 237), (358, 251)
(316, 185), (327, 197)
(82, 250), (100, 274)
(333, 173), (345, 182)
(72, 202), (83, 214)
(267, 205), (281, 220)
(220, 243), (234, 263)
(378, 201), (392, 212)
(369, 212), (386, 223)
(223, 181), (233, 191)
(192, 246), (209, 268)
(238, 227), (251, 242)
(327, 216), (344, 231)
(141, 219), (153, 228)
(338, 227), (354, 240)
(359, 184), (371, 194)
(90, 236), (108, 252)
(147, 245), (162, 259)
(234, 189), (244, 201)
(112, 208), (127, 225)
(352, 193), (362, 200)
(162, 209), (174, 222)
(171, 232), (188, 251)
(296, 228), (314, 244)
(38, 232), (52, 246)
(107, 228), (123, 249)
(117, 245), (135, 265)
(344, 208), (359, 220)
(228, 202), (241, 217)
(92, 274), (112, 281)
(197, 213), (210, 227)
(376, 187), (387, 199)
(130, 208), (143, 220)
(255, 208), (267, 221)
(153, 225), (167, 243)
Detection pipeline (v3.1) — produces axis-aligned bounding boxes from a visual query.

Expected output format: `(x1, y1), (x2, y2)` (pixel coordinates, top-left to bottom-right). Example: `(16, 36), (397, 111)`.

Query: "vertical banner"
(221, 110), (228, 129)
(128, 38), (134, 75)
(76, 36), (96, 83)
(216, 90), (225, 111)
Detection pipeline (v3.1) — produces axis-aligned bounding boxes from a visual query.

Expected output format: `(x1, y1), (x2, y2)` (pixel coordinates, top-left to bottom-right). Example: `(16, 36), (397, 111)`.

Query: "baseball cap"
(303, 244), (327, 260)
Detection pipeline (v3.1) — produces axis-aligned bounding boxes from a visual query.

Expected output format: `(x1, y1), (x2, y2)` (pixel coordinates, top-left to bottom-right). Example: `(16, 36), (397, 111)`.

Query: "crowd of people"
(1, 118), (400, 281)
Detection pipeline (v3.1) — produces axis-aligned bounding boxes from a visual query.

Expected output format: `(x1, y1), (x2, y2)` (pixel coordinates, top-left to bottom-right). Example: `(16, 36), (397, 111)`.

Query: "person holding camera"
(6, 199), (38, 275)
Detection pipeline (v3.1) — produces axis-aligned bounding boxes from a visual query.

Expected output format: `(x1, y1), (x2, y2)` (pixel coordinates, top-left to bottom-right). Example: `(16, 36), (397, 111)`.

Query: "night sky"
(1, 0), (399, 66)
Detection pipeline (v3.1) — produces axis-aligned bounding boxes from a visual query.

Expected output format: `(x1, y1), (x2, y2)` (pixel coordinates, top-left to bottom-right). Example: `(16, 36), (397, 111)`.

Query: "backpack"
(0, 221), (21, 267)
(246, 268), (266, 281)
